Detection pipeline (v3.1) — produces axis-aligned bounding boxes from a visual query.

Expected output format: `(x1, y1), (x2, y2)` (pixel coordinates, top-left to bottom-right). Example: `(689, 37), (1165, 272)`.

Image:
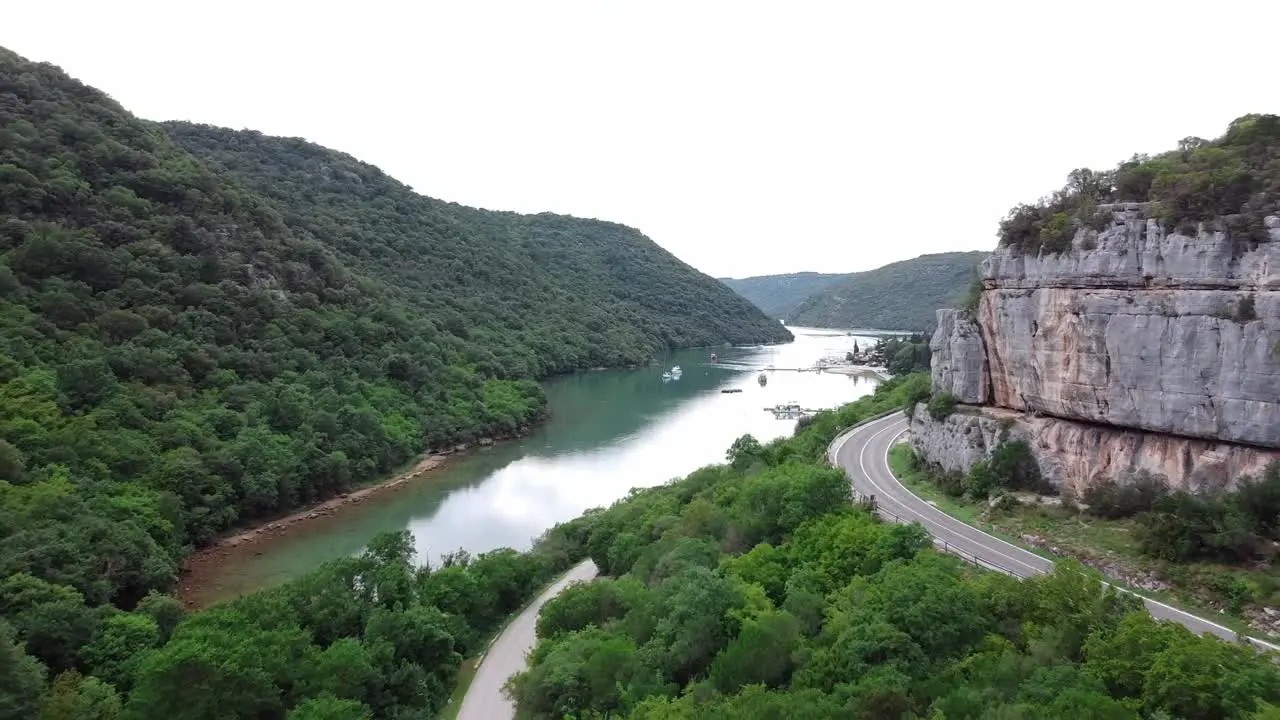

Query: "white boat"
(670, 365), (682, 375)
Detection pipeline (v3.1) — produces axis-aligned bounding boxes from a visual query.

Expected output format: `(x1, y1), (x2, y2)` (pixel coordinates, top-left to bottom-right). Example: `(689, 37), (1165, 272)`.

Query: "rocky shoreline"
(178, 448), (463, 607)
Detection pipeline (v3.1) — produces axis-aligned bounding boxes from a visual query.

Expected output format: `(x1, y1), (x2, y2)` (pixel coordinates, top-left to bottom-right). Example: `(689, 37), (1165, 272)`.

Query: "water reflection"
(200, 328), (886, 600)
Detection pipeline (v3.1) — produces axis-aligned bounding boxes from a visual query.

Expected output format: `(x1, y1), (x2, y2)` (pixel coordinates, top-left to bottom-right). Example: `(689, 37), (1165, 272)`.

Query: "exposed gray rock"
(930, 309), (990, 404)
(982, 214), (1280, 291)
(908, 404), (1280, 494)
(967, 213), (1280, 449)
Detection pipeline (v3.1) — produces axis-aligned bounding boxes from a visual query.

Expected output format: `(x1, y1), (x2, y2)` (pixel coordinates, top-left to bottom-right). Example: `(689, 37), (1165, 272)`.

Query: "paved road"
(831, 412), (1279, 652)
(458, 559), (599, 720)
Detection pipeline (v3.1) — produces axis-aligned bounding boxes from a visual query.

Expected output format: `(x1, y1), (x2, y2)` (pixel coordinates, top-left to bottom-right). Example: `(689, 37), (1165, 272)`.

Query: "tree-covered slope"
(999, 114), (1280, 253)
(505, 376), (1280, 719)
(786, 251), (988, 330)
(162, 122), (790, 370)
(0, 43), (786, 643)
(718, 271), (847, 319)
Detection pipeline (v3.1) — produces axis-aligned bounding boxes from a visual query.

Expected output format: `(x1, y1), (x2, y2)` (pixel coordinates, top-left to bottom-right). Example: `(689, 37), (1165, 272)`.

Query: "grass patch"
(441, 658), (479, 720)
(888, 444), (1280, 641)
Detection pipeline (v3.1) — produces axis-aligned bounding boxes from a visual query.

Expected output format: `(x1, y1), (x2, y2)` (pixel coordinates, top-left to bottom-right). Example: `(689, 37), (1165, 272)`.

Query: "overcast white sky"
(6, 2), (1278, 278)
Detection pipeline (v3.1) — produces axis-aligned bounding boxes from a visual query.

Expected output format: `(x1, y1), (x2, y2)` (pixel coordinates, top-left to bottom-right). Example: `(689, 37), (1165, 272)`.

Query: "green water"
(200, 328), (883, 603)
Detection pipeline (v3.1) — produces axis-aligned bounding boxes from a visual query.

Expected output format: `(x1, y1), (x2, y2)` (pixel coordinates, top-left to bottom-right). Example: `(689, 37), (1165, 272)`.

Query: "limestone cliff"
(916, 207), (1280, 489)
(909, 404), (1275, 495)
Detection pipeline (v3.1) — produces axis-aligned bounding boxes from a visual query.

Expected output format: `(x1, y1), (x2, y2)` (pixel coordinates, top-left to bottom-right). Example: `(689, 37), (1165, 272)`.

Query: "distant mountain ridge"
(718, 271), (847, 319)
(722, 252), (988, 331)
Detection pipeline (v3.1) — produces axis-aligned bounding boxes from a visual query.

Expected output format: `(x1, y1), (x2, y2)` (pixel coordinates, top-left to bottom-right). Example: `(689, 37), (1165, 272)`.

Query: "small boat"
(720, 388), (743, 394)
(710, 352), (718, 363)
(670, 365), (682, 375)
(757, 372), (767, 386)
(661, 371), (673, 381)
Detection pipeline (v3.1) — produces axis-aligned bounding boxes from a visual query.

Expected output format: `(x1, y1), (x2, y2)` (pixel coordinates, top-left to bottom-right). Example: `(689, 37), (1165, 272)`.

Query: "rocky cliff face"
(919, 207), (1280, 488)
(930, 310), (989, 404)
(909, 404), (1278, 494)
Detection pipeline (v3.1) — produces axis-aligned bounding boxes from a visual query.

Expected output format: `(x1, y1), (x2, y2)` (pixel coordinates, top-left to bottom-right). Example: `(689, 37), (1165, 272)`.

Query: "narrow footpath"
(831, 412), (1279, 652)
(458, 559), (600, 720)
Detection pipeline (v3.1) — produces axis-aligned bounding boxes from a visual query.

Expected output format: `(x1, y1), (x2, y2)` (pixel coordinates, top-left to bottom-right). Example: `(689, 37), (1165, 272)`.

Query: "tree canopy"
(998, 114), (1280, 253)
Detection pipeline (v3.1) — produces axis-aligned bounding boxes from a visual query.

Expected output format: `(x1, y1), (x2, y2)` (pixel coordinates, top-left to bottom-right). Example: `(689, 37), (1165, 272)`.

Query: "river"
(195, 327), (885, 604)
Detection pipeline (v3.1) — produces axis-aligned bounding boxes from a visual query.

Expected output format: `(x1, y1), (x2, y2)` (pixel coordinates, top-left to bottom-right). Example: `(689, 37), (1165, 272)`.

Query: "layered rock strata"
(919, 208), (1279, 489)
(908, 404), (1279, 495)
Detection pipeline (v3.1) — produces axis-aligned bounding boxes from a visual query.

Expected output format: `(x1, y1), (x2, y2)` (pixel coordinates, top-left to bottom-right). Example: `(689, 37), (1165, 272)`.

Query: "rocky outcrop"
(909, 404), (1280, 495)
(930, 309), (990, 404)
(923, 207), (1280, 489)
(929, 210), (1280, 452)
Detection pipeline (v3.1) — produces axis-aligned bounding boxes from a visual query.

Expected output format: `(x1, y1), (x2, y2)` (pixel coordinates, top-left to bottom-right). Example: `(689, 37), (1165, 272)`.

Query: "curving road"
(831, 412), (1279, 652)
(458, 559), (599, 720)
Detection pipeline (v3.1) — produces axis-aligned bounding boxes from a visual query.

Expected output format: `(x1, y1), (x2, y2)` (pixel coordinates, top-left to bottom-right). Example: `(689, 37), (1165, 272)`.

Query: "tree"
(1142, 633), (1280, 720)
(709, 611), (801, 692)
(39, 671), (122, 720)
(726, 434), (763, 471)
(0, 620), (45, 720)
(79, 612), (159, 692)
(285, 696), (373, 720)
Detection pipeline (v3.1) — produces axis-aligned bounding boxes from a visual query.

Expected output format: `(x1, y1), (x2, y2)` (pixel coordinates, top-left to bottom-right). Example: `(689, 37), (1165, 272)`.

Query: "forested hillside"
(718, 271), (846, 319)
(163, 123), (789, 368)
(787, 251), (988, 330)
(0, 45), (787, 711)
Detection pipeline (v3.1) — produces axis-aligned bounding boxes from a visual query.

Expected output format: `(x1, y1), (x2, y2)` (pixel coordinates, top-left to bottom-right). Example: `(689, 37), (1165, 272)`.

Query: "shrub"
(961, 270), (982, 314)
(1081, 472), (1168, 519)
(1237, 294), (1257, 322)
(1038, 212), (1075, 253)
(1137, 492), (1258, 563)
(901, 374), (932, 413)
(962, 461), (998, 500)
(988, 440), (1047, 493)
(927, 393), (958, 421)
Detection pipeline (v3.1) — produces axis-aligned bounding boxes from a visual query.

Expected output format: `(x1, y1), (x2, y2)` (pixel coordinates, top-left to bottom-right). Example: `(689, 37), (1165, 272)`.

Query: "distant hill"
(719, 272), (847, 319)
(786, 251), (989, 330)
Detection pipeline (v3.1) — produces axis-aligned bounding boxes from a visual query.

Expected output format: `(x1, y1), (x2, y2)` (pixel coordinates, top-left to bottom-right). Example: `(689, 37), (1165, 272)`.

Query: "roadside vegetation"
(999, 114), (1280, 253)
(892, 443), (1280, 639)
(502, 375), (1280, 719)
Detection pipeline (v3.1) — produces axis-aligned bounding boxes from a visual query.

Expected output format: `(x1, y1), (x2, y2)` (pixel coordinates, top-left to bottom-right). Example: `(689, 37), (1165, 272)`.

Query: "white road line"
(831, 412), (1280, 653)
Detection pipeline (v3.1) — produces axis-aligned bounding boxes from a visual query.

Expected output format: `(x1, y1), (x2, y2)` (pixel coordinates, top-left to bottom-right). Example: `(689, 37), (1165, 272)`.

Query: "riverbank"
(179, 450), (455, 607)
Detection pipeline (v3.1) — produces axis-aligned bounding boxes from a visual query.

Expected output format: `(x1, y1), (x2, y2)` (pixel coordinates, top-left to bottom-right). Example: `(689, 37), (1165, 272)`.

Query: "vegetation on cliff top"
(0, 45), (787, 712)
(506, 377), (1280, 719)
(784, 251), (989, 331)
(718, 272), (847, 319)
(999, 114), (1280, 254)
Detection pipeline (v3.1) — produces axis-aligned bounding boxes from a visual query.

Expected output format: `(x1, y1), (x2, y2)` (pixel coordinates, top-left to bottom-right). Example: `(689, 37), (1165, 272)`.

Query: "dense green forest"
(999, 114), (1280, 253)
(506, 377), (1280, 719)
(0, 45), (788, 713)
(162, 122), (789, 368)
(786, 252), (988, 331)
(718, 272), (847, 319)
